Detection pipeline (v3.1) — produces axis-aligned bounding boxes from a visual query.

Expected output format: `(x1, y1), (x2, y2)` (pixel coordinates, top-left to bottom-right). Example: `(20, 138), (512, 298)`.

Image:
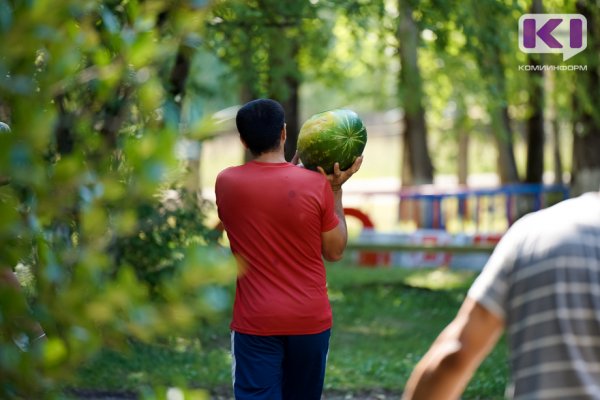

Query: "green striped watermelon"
(297, 109), (367, 174)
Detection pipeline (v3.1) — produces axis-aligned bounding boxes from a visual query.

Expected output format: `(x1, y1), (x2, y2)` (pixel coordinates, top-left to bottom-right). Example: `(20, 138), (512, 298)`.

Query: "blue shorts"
(231, 329), (331, 400)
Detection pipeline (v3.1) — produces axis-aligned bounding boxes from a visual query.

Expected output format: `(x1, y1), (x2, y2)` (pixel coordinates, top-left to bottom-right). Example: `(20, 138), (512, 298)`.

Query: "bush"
(114, 189), (221, 293)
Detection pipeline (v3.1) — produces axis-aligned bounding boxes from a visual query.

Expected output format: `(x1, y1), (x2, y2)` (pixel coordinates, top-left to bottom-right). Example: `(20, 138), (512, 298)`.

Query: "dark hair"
(235, 99), (285, 156)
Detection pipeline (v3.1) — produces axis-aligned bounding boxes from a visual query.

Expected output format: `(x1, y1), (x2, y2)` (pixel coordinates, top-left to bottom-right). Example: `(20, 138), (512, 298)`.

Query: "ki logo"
(518, 14), (587, 61)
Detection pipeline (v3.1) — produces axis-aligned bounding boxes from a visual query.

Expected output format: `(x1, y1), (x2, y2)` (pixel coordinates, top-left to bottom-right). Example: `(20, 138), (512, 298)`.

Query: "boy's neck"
(253, 150), (286, 163)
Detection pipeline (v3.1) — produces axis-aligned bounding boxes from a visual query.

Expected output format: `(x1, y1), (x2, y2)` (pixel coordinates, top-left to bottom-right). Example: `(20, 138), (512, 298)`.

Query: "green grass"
(71, 263), (508, 398)
(325, 265), (508, 398)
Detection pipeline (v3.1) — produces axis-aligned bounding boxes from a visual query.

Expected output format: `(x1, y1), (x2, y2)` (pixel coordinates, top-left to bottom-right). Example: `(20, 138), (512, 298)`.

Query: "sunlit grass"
(403, 267), (475, 290)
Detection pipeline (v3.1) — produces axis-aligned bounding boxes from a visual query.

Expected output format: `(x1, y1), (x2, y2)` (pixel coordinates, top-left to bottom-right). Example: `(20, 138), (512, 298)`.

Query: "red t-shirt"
(215, 161), (339, 335)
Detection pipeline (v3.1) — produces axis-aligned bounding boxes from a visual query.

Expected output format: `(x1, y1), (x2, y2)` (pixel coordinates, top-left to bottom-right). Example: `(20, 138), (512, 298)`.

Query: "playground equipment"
(346, 183), (569, 269)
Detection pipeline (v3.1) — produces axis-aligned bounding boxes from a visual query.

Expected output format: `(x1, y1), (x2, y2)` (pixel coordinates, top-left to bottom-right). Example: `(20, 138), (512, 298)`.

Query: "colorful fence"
(345, 183), (570, 269)
(355, 183), (569, 233)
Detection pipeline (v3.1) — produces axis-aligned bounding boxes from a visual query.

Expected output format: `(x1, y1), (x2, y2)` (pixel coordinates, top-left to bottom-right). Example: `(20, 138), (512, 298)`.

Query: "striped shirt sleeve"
(468, 217), (528, 320)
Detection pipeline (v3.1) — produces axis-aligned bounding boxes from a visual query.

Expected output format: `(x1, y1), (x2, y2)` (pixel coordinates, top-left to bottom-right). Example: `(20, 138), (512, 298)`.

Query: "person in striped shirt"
(403, 191), (600, 399)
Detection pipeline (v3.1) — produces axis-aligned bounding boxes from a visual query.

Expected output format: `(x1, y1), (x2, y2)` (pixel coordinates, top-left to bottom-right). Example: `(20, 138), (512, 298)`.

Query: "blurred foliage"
(204, 0), (388, 104)
(0, 0), (236, 398)
(205, 0), (331, 99)
(113, 189), (222, 292)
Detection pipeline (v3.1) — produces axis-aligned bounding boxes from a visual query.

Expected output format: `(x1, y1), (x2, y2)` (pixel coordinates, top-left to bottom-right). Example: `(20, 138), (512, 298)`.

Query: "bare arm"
(321, 189), (347, 261)
(319, 157), (362, 261)
(402, 296), (504, 400)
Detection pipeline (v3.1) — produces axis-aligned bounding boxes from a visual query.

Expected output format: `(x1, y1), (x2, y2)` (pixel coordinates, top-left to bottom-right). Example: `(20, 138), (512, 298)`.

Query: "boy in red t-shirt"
(216, 99), (362, 400)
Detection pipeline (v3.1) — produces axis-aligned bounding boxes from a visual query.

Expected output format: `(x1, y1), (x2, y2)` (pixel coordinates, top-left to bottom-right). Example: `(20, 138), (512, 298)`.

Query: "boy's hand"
(317, 156), (363, 192)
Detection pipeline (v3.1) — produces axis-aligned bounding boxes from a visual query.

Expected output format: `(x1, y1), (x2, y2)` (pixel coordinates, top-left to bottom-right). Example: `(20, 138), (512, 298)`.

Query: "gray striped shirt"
(468, 193), (600, 399)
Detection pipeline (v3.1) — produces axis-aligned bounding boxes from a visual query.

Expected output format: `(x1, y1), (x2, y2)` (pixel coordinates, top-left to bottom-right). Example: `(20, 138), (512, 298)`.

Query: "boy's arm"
(320, 157), (362, 261)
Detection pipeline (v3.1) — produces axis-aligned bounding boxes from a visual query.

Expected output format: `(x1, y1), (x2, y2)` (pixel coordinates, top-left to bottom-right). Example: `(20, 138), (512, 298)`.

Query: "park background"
(0, 0), (598, 399)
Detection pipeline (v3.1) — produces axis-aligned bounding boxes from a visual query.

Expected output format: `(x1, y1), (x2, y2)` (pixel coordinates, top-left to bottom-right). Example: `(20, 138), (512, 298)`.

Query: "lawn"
(70, 263), (508, 399)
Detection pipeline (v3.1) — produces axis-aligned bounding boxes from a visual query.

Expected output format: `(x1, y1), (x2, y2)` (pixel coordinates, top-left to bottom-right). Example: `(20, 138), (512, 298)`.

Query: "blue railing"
(396, 183), (570, 232)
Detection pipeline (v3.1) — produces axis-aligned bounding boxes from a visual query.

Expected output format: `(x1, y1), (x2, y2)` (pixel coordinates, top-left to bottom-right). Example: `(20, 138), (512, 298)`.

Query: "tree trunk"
(552, 118), (563, 184)
(525, 0), (545, 184)
(281, 78), (300, 162)
(169, 44), (193, 108)
(548, 68), (563, 185)
(470, 4), (520, 185)
(238, 32), (263, 163)
(401, 133), (412, 184)
(268, 30), (301, 162)
(458, 129), (469, 185)
(454, 94), (469, 186)
(525, 66), (545, 183)
(480, 41), (519, 184)
(572, 119), (600, 194)
(240, 85), (256, 163)
(99, 84), (133, 150)
(397, 0), (434, 186)
(492, 105), (520, 184)
(55, 94), (75, 155)
(168, 42), (198, 193)
(571, 0), (600, 195)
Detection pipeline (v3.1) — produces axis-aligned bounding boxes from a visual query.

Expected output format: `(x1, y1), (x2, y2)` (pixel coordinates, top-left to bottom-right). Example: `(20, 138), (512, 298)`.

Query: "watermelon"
(297, 109), (367, 174)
